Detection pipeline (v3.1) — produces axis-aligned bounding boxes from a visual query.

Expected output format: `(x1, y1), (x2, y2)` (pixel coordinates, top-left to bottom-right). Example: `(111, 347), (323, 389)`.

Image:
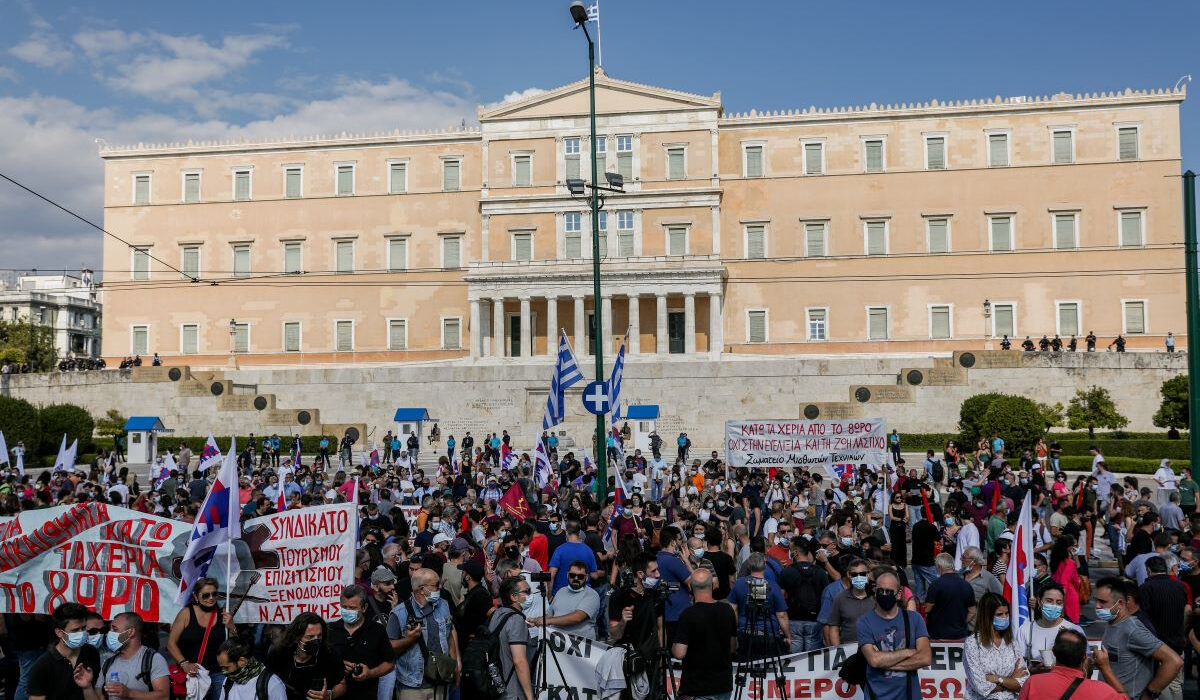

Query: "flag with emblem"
(499, 483), (531, 521)
(198, 434), (222, 472)
(1003, 492), (1034, 655)
(543, 331), (584, 430)
(275, 465), (288, 513)
(533, 442), (553, 489)
(176, 438), (240, 605)
(501, 443), (516, 471)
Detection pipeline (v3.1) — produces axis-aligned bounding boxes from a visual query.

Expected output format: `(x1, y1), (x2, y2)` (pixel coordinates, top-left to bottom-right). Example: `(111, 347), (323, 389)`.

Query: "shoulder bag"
(407, 598), (457, 686)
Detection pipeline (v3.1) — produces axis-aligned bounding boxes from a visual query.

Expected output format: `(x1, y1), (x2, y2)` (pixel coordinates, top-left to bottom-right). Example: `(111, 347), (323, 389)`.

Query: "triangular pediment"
(479, 69), (722, 121)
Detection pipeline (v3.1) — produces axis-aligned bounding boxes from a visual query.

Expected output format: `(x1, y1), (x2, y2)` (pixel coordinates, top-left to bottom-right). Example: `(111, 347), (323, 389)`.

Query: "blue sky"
(0, 0), (1195, 272)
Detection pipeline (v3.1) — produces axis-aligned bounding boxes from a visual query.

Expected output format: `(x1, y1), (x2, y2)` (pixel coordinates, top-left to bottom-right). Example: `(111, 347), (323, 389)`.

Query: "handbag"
(406, 599), (457, 685)
(169, 605), (217, 700)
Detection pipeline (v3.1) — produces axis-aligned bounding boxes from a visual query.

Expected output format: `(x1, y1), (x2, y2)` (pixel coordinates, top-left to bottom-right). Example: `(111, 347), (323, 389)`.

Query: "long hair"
(1049, 534), (1076, 576)
(274, 612), (328, 655)
(975, 592), (1013, 647)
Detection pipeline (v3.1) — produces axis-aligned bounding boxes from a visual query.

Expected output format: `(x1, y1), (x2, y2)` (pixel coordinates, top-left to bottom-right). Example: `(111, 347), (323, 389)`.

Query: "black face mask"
(302, 639), (321, 656)
(875, 590), (898, 612)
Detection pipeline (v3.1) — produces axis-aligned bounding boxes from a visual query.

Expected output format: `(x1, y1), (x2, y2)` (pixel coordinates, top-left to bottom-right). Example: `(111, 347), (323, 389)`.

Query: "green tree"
(0, 396), (40, 455)
(95, 409), (128, 439)
(37, 403), (95, 456)
(1066, 386), (1129, 440)
(1038, 401), (1065, 432)
(0, 318), (58, 372)
(958, 392), (1006, 443)
(1152, 375), (1188, 431)
(979, 395), (1047, 456)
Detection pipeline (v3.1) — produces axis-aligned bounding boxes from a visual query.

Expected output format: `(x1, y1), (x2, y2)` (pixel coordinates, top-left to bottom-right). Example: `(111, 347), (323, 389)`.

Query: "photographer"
(326, 586), (394, 700)
(655, 527), (694, 644)
(727, 553), (791, 659)
(609, 553), (662, 655)
(529, 561), (600, 640)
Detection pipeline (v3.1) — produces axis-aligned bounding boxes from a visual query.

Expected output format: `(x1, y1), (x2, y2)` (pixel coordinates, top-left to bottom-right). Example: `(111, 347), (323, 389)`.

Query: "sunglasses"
(849, 570), (869, 577)
(197, 592), (217, 600)
(568, 573), (587, 580)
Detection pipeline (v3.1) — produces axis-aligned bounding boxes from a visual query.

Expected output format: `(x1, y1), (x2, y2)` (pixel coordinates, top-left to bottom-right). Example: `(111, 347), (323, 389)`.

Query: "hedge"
(1057, 455), (1188, 475)
(1055, 440), (1188, 460)
(897, 432), (1187, 455)
(37, 404), (96, 457)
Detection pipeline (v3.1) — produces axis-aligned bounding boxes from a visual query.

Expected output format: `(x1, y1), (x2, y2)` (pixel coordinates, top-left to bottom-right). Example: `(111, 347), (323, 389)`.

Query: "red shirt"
(528, 532), (549, 571)
(766, 545), (791, 568)
(1017, 666), (1121, 700)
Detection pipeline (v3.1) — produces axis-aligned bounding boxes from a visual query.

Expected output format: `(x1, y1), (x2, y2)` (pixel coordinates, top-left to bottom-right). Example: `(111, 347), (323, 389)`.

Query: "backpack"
(931, 460), (945, 484)
(461, 609), (525, 698)
(784, 562), (823, 621)
(102, 648), (157, 695)
(222, 670), (276, 700)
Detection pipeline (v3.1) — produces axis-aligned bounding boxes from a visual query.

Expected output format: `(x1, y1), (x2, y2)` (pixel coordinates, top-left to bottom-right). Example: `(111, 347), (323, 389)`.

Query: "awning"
(625, 405), (659, 420)
(123, 416), (169, 432)
(393, 408), (431, 422)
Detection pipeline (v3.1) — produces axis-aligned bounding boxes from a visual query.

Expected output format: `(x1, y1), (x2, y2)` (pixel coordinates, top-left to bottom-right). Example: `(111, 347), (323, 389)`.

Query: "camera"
(529, 571), (552, 583)
(747, 577), (769, 606)
(617, 566), (637, 591)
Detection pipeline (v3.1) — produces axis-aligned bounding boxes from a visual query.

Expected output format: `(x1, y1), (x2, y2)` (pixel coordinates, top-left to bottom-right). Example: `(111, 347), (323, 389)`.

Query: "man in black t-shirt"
(27, 602), (101, 700)
(326, 586), (393, 700)
(609, 553), (661, 659)
(778, 538), (830, 652)
(910, 509), (941, 602)
(455, 561), (493, 654)
(672, 569), (736, 699)
(701, 527), (736, 600)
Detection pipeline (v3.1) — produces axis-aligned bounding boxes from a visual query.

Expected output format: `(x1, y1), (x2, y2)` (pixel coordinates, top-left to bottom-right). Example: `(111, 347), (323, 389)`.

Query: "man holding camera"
(727, 553), (791, 659)
(656, 528), (695, 644)
(327, 585), (395, 700)
(1017, 628), (1122, 700)
(609, 553), (662, 654)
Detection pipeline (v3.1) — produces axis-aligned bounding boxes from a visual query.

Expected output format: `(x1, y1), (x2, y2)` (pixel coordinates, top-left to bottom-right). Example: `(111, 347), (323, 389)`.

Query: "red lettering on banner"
(0, 504), (109, 571)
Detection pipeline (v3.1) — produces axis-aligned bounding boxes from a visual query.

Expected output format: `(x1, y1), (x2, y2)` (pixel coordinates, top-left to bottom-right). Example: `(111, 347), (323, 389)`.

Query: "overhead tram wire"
(0, 170), (199, 283)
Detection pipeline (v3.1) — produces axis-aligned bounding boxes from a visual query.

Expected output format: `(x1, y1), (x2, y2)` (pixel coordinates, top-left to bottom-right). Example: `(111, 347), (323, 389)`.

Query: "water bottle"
(108, 672), (120, 686)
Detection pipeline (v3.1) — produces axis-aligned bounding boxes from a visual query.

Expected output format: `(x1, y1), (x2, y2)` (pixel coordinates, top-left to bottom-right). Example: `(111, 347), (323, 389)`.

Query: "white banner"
(724, 418), (888, 468)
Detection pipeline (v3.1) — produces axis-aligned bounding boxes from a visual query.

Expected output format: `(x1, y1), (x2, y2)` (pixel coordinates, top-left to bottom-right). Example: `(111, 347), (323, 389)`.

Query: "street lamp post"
(1183, 170), (1198, 481)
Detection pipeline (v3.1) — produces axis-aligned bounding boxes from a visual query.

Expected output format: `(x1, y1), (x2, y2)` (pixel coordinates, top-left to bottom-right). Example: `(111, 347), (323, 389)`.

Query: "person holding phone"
(265, 613), (346, 700)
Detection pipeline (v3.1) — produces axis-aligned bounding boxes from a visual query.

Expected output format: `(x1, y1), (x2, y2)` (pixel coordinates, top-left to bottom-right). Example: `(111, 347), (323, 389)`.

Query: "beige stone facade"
(99, 72), (1187, 365)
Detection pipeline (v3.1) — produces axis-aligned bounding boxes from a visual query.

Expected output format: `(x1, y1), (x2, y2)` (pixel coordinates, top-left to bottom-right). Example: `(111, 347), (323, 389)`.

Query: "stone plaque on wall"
(849, 385), (914, 403)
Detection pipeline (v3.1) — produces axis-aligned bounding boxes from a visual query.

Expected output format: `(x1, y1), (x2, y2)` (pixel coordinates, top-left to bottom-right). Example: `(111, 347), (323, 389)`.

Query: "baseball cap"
(433, 533), (452, 546)
(451, 537), (470, 552)
(461, 560), (485, 583)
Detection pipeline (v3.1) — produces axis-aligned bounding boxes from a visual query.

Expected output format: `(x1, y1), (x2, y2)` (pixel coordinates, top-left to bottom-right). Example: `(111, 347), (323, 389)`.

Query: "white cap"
(324, 489), (337, 501)
(433, 533), (452, 546)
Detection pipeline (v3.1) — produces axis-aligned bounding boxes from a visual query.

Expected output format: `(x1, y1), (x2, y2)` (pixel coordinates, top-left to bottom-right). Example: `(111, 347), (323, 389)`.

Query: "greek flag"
(607, 340), (625, 421)
(587, 3), (599, 21)
(543, 330), (584, 430)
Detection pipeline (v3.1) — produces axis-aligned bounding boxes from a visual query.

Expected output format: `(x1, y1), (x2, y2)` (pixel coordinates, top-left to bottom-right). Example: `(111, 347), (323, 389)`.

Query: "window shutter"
(808, 308), (826, 340)
(1118, 128), (1138, 161)
(133, 249), (150, 280)
(233, 246), (250, 276)
(667, 227), (686, 256)
(443, 319), (461, 349)
(565, 233), (581, 259)
(389, 239), (407, 271)
(668, 148), (685, 179)
(514, 234), (532, 261)
(182, 326), (198, 354)
(868, 308), (888, 340)
(1054, 214), (1076, 249)
(931, 307), (951, 339)
(284, 323), (300, 352)
(390, 163), (407, 193)
(865, 141), (883, 172)
(184, 173), (200, 202)
(337, 166), (353, 195)
(991, 217), (1012, 251)
(995, 305), (1014, 338)
(617, 152), (632, 180)
(617, 232), (634, 257)
(989, 134), (1008, 166)
(234, 171), (250, 200)
(336, 241), (354, 273)
(748, 311), (766, 343)
(746, 225), (765, 259)
(389, 320), (407, 350)
(805, 223), (826, 257)
(285, 169), (302, 198)
(597, 232), (608, 258)
(804, 143), (823, 174)
(1124, 302), (1145, 334)
(336, 321), (352, 351)
(926, 138), (945, 169)
(745, 146), (763, 177)
(1053, 131), (1073, 163)
(233, 324), (249, 353)
(1059, 304), (1079, 336)
(514, 156), (531, 186)
(443, 161), (460, 191)
(928, 219), (949, 253)
(182, 247), (200, 277)
(866, 222), (887, 255)
(566, 154), (580, 181)
(1120, 212), (1143, 246)
(132, 328), (148, 355)
(443, 237), (461, 268)
(283, 243), (301, 273)
(134, 175), (150, 205)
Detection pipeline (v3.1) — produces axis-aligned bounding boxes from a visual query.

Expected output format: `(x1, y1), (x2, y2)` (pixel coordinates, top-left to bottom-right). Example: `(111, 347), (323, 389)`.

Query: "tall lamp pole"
(1184, 170), (1198, 481)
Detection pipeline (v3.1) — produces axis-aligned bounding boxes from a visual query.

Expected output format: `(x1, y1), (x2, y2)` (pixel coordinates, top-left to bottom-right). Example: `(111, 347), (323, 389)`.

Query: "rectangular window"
(336, 164), (354, 196)
(805, 223), (827, 257)
(1120, 211), (1144, 247)
(615, 211), (634, 257)
(131, 326), (149, 355)
(442, 236), (462, 269)
(865, 221), (888, 256)
(597, 211), (608, 258)
(867, 307), (889, 340)
(233, 245), (251, 277)
(1118, 126), (1139, 161)
(232, 323), (249, 353)
(181, 246), (200, 278)
(745, 224), (766, 259)
(667, 226), (687, 256)
(283, 242), (302, 274)
(616, 135), (633, 180)
(988, 133), (1009, 167)
(925, 136), (946, 170)
(183, 172), (201, 202)
(335, 320), (353, 351)
(1054, 213), (1077, 250)
(132, 248), (150, 280)
(927, 218), (950, 254)
(181, 324), (198, 354)
(513, 233), (533, 261)
(443, 318), (461, 349)
(744, 144), (763, 177)
(1123, 301), (1146, 334)
(283, 322), (301, 352)
(389, 161), (407, 194)
(994, 304), (1015, 338)
(864, 139), (884, 173)
(335, 240), (354, 273)
(667, 147), (685, 180)
(513, 154), (532, 186)
(807, 308), (827, 341)
(234, 170), (251, 200)
(1057, 302), (1080, 336)
(930, 305), (952, 339)
(803, 142), (824, 175)
(134, 174), (151, 205)
(1052, 130), (1074, 164)
(388, 319), (407, 350)
(387, 238), (408, 271)
(564, 138), (581, 181)
(990, 216), (1013, 251)
(748, 310), (767, 343)
(442, 159), (461, 191)
(565, 213), (582, 259)
(285, 167), (302, 198)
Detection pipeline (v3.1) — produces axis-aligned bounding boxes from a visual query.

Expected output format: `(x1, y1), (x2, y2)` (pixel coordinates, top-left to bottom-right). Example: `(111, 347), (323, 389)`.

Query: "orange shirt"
(691, 472), (705, 491)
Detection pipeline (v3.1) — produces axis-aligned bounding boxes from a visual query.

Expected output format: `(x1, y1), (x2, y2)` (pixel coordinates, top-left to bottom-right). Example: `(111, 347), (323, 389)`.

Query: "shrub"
(958, 393), (1006, 444)
(0, 396), (39, 454)
(1066, 386), (1128, 440)
(37, 404), (96, 456)
(979, 395), (1046, 456)
(1057, 455), (1189, 475)
(1152, 375), (1188, 430)
(1054, 439), (1188, 460)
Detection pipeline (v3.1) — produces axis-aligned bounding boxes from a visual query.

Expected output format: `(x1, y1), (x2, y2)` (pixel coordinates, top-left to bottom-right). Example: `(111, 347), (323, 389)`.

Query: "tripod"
(733, 602), (790, 700)
(530, 578), (570, 697)
(644, 601), (676, 700)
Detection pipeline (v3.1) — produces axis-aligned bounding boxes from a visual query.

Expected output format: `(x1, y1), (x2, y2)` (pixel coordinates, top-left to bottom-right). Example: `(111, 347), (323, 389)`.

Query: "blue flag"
(607, 340), (625, 421)
(543, 331), (584, 430)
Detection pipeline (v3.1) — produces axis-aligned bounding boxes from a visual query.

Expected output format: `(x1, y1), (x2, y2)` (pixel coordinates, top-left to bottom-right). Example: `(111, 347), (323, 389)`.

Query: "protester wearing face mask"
(857, 570), (932, 699)
(326, 586), (394, 700)
(964, 593), (1027, 700)
(265, 612), (346, 700)
(655, 528), (695, 645)
(823, 558), (875, 647)
(95, 612), (171, 700)
(166, 577), (235, 699)
(386, 569), (458, 700)
(215, 639), (285, 700)
(1094, 576), (1183, 700)
(489, 577), (535, 700)
(530, 561), (601, 640)
(27, 602), (102, 700)
(1029, 583), (1083, 669)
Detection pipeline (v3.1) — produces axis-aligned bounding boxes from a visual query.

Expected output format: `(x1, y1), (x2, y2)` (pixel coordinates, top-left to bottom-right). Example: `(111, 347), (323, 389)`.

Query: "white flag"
(51, 434), (70, 472)
(14, 449), (23, 477)
(0, 431), (8, 466)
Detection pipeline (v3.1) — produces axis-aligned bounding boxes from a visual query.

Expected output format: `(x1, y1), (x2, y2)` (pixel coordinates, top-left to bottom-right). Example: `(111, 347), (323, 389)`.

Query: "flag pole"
(593, 0), (603, 68)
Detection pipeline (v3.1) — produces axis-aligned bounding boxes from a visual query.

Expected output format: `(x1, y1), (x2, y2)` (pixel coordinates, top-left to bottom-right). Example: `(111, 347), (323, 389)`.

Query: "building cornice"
(480, 187), (722, 216)
(99, 127), (482, 160)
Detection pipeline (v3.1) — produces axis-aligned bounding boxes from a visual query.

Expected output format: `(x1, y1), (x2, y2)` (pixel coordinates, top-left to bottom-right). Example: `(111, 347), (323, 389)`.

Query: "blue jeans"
(593, 583), (611, 640)
(789, 620), (823, 653)
(14, 648), (43, 700)
(377, 669), (395, 700)
(911, 565), (937, 601)
(651, 480), (663, 501)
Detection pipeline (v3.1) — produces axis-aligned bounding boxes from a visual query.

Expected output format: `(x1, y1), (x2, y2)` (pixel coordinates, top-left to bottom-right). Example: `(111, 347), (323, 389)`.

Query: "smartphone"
(309, 678), (326, 691)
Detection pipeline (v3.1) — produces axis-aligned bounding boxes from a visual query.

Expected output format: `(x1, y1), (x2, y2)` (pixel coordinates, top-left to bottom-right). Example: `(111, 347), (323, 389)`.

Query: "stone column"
(545, 296), (558, 354)
(469, 299), (481, 359)
(519, 297), (532, 358)
(684, 293), (697, 354)
(656, 293), (668, 354)
(627, 295), (640, 354)
(709, 292), (723, 360)
(492, 298), (505, 357)
(574, 295), (585, 352)
(601, 296), (613, 355)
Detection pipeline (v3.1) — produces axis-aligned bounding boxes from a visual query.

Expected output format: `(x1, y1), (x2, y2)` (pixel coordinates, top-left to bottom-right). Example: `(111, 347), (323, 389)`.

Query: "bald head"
(690, 567), (713, 593)
(410, 568), (438, 592)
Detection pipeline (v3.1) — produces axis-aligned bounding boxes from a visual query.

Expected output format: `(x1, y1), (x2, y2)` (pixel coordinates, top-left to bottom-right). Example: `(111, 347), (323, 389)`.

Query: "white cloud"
(8, 31), (72, 68)
(0, 66), (17, 82)
(483, 87), (547, 110)
(72, 29), (146, 57)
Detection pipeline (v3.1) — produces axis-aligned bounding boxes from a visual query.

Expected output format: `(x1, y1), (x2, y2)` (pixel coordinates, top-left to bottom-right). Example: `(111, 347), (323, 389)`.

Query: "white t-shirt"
(630, 472), (648, 491)
(763, 516), (779, 538)
(955, 522), (980, 571)
(1030, 619), (1084, 666)
(222, 673), (287, 700)
(1155, 467), (1178, 491)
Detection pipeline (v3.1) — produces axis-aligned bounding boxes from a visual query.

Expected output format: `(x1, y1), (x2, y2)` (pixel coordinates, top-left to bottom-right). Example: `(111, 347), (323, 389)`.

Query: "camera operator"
(672, 568), (737, 700)
(609, 553), (662, 655)
(727, 553), (791, 658)
(655, 527), (694, 644)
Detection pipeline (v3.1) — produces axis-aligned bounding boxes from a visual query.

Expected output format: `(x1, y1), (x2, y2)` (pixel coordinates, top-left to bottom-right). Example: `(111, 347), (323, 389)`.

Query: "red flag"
(499, 483), (532, 521)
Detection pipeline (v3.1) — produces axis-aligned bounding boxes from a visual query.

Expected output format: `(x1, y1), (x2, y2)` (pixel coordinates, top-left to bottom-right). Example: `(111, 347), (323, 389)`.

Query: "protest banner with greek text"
(725, 418), (888, 468)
